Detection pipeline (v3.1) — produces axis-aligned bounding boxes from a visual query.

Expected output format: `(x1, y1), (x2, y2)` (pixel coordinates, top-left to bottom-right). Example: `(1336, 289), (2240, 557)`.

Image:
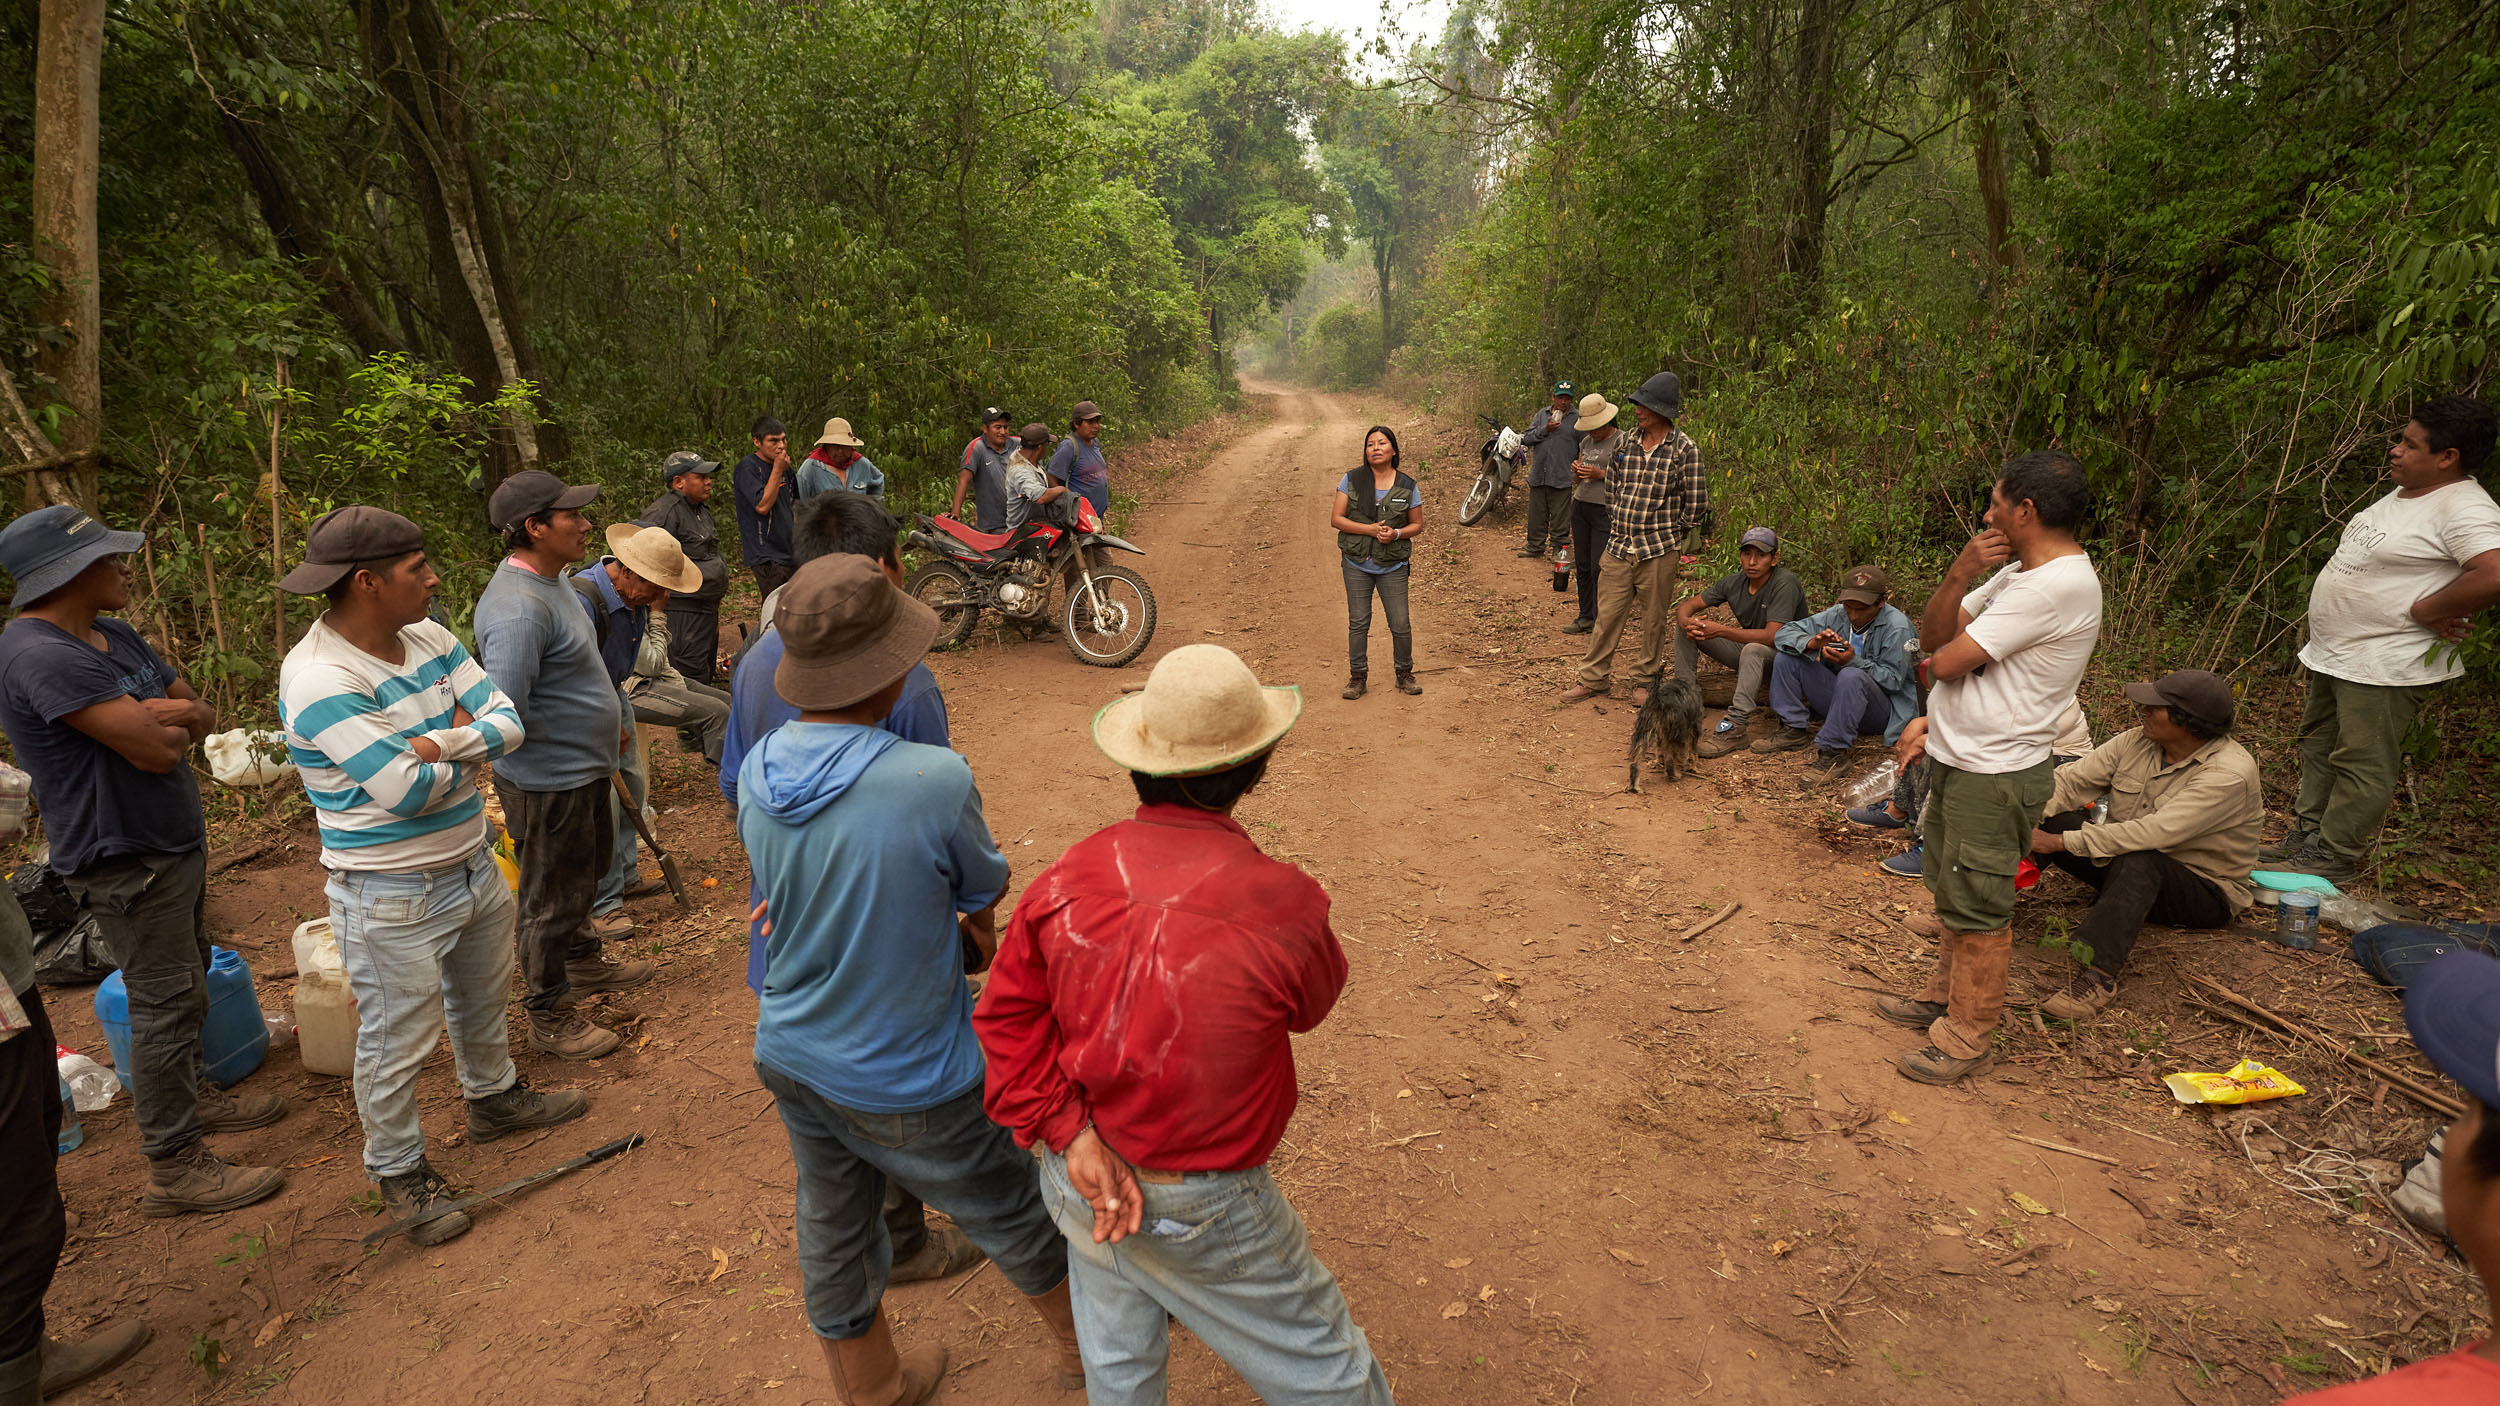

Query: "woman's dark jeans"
(1341, 559), (1413, 676)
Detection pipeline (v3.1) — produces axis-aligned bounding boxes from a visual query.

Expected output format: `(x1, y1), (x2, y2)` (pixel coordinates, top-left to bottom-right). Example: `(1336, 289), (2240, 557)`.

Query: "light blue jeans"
(1039, 1150), (1394, 1406)
(594, 709), (646, 917)
(325, 847), (519, 1178)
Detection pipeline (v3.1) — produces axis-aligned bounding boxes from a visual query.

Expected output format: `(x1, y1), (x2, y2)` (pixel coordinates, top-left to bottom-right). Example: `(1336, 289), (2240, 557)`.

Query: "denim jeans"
(595, 711), (649, 918)
(1768, 651), (1890, 748)
(757, 1067), (1065, 1340)
(491, 778), (610, 1015)
(60, 847), (210, 1160)
(1039, 1151), (1394, 1406)
(326, 847), (520, 1178)
(1340, 559), (1412, 676)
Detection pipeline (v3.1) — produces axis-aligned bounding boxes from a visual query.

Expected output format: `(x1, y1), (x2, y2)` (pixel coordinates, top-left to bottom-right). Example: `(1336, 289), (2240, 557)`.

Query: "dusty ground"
(33, 385), (2490, 1404)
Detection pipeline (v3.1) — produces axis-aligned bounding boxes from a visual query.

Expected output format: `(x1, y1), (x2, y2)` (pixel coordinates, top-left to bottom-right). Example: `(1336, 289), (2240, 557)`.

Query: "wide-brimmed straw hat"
(1573, 392), (1618, 432)
(1092, 645), (1302, 777)
(814, 417), (865, 449)
(604, 523), (703, 594)
(773, 555), (942, 711)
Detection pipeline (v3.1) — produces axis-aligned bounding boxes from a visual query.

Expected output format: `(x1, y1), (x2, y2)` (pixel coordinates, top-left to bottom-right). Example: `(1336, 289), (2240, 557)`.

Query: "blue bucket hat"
(0, 504), (146, 609)
(2406, 950), (2500, 1111)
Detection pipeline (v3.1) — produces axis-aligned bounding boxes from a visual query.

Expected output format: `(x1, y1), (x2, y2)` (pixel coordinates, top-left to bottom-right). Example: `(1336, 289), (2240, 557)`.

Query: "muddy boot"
(584, 910), (638, 941)
(378, 1160), (472, 1248)
(528, 1009), (621, 1061)
(1873, 995), (1947, 1029)
(1395, 670), (1422, 695)
(1750, 724), (1813, 753)
(1026, 1279), (1086, 1391)
(39, 1319), (152, 1398)
(194, 1080), (289, 1133)
(1, 1343), (37, 1406)
(140, 1141), (285, 1217)
(565, 949), (653, 996)
(466, 1077), (591, 1144)
(887, 1222), (985, 1285)
(1896, 927), (2011, 1085)
(1897, 1042), (1997, 1084)
(820, 1307), (945, 1406)
(1341, 673), (1366, 700)
(2039, 970), (2117, 1022)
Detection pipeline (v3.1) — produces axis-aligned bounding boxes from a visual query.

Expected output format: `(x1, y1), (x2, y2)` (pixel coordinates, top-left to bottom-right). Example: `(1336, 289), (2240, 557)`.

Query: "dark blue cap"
(2405, 949), (2500, 1111)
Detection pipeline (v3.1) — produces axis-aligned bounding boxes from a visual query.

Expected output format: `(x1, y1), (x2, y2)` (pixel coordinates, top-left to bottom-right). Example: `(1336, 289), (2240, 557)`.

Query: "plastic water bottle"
(1842, 760), (1900, 808)
(2320, 894), (2392, 933)
(0, 760), (29, 835)
(56, 1074), (84, 1154)
(56, 1049), (119, 1112)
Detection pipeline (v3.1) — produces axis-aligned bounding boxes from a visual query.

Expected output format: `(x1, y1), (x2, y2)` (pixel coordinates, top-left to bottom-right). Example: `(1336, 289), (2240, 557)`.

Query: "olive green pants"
(2291, 669), (2433, 863)
(1920, 758), (2055, 934)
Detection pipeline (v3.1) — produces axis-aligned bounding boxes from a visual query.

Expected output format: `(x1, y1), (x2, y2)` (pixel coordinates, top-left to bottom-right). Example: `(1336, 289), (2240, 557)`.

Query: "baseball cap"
(488, 469), (600, 533)
(1835, 564), (1890, 604)
(1740, 526), (1779, 553)
(0, 505), (146, 610)
(2407, 950), (2500, 1111)
(1072, 400), (1103, 424)
(1551, 381), (1575, 397)
(1019, 422), (1053, 447)
(773, 555), (943, 711)
(279, 506), (426, 595)
(662, 451), (718, 482)
(980, 406), (1010, 427)
(2122, 669), (2236, 731)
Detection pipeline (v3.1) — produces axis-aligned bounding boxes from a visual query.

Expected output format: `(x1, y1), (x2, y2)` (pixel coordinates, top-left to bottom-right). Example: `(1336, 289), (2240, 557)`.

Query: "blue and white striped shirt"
(279, 618), (524, 872)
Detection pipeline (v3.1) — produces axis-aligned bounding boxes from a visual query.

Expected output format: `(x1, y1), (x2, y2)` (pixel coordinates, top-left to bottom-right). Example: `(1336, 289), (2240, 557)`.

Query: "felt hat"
(1573, 393), (1618, 432)
(2123, 669), (2236, 732)
(814, 417), (865, 449)
(1630, 371), (1683, 419)
(280, 506), (426, 595)
(488, 469), (600, 533)
(604, 523), (704, 594)
(772, 555), (941, 711)
(0, 505), (145, 609)
(1092, 645), (1302, 777)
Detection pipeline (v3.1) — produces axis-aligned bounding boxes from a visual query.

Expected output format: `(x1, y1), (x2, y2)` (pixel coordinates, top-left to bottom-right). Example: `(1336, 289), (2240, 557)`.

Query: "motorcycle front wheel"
(1063, 565), (1157, 668)
(1457, 465), (1502, 526)
(906, 561), (980, 650)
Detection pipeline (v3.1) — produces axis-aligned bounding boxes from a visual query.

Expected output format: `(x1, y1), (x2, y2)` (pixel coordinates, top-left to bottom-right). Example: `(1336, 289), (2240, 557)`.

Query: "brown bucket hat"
(773, 556), (943, 711)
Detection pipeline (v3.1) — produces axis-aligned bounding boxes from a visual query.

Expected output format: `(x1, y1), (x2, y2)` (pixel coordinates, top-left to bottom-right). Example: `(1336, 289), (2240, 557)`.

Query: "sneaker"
(622, 874), (670, 901)
(1808, 747), (1851, 773)
(1698, 720), (1748, 759)
(888, 1222), (988, 1284)
(528, 1010), (621, 1061)
(1751, 724), (1813, 754)
(1879, 845), (1924, 879)
(1342, 674), (1367, 701)
(1895, 1043), (1997, 1085)
(39, 1320), (152, 1398)
(585, 910), (637, 941)
(467, 1077), (591, 1144)
(1874, 994), (1947, 1029)
(2039, 971), (2116, 1022)
(1847, 803), (1905, 829)
(378, 1160), (472, 1248)
(1562, 618), (1594, 635)
(565, 950), (654, 995)
(194, 1081), (288, 1133)
(141, 1141), (285, 1217)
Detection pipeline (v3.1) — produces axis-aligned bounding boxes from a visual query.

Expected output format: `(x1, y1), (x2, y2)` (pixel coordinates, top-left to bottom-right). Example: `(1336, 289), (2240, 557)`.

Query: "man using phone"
(1752, 564), (1919, 770)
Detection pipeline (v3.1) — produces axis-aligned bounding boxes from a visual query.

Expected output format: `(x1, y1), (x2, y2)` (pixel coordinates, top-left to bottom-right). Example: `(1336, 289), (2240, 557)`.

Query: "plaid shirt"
(1604, 427), (1706, 563)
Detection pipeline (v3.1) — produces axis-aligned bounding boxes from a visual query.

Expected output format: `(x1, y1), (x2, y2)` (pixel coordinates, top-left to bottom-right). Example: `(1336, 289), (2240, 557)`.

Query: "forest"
(5, 0), (2499, 847)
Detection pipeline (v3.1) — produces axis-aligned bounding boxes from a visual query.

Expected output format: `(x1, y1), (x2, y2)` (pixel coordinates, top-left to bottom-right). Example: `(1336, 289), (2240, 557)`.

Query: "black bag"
(10, 862), (115, 986)
(2351, 921), (2500, 990)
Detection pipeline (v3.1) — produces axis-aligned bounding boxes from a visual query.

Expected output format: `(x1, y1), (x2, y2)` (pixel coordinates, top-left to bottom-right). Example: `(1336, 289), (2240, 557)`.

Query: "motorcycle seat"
(932, 515), (1017, 552)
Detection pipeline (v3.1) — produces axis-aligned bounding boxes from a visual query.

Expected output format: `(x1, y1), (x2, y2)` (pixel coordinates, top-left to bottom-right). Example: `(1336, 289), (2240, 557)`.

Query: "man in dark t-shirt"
(733, 414), (796, 596)
(0, 506), (287, 1218)
(1672, 525), (1809, 756)
(953, 407), (1020, 533)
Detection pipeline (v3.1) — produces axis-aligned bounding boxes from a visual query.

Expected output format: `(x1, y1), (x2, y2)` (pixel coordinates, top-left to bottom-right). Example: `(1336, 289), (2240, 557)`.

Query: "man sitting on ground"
(573, 524), (707, 948)
(1679, 526), (1808, 757)
(1754, 565), (1918, 771)
(2026, 669), (2259, 1020)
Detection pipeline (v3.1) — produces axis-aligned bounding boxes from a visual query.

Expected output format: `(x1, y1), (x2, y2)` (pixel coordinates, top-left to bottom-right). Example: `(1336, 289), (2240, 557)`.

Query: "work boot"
(1515, 546), (1542, 558)
(38, 1320), (151, 1398)
(378, 1160), (472, 1248)
(1342, 674), (1366, 701)
(528, 1010), (621, 1061)
(140, 1141), (285, 1217)
(1808, 747), (1851, 773)
(1698, 716), (1748, 758)
(820, 1307), (945, 1406)
(1026, 1280), (1087, 1391)
(2276, 845), (2358, 886)
(195, 1080), (288, 1133)
(887, 1222), (985, 1285)
(585, 910), (637, 941)
(1907, 925), (2014, 1083)
(1562, 618), (1593, 635)
(466, 1076), (591, 1144)
(1751, 724), (1813, 754)
(1556, 683), (1607, 704)
(2040, 970), (2117, 1022)
(565, 949), (653, 996)
(1874, 995), (1947, 1029)
(2258, 828), (2318, 863)
(1, 1344), (36, 1406)
(623, 874), (670, 901)
(1897, 1042), (1998, 1085)
(1395, 670), (1422, 696)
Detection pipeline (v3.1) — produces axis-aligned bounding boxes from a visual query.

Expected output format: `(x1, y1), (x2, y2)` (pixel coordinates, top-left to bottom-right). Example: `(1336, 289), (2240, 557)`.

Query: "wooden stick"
(268, 359), (286, 661)
(2006, 1132), (2118, 1166)
(1680, 901), (1741, 942)
(2185, 976), (2463, 1118)
(0, 446), (107, 478)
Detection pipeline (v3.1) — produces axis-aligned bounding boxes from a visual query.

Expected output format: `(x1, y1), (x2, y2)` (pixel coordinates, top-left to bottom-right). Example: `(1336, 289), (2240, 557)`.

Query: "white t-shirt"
(1926, 554), (2105, 775)
(2299, 479), (2500, 687)
(2051, 698), (2093, 759)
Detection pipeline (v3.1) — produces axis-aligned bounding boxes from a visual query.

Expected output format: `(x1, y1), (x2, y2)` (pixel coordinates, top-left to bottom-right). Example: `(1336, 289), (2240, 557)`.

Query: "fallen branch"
(1680, 902), (1741, 942)
(2185, 976), (2463, 1118)
(2006, 1133), (2118, 1166)
(1374, 1129), (1443, 1148)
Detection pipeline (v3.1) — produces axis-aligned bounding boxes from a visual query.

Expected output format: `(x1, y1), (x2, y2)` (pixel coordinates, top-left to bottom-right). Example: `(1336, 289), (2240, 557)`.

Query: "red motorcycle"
(902, 498), (1158, 667)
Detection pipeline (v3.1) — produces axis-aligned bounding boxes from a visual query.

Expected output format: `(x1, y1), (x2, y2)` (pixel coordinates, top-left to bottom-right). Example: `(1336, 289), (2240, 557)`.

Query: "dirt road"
(43, 386), (2473, 1403)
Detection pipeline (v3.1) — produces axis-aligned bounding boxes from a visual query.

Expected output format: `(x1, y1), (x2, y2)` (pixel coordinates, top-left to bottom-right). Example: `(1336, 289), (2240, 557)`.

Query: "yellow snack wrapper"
(2163, 1059), (2307, 1105)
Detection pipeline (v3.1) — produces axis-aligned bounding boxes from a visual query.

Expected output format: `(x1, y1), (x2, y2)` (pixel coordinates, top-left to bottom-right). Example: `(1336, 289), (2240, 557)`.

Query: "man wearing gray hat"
(1561, 372), (1710, 705)
(1052, 401), (1112, 519)
(1517, 381), (1581, 559)
(473, 470), (634, 1060)
(277, 506), (590, 1244)
(0, 506), (288, 1216)
(640, 451), (730, 684)
(1674, 525), (1806, 755)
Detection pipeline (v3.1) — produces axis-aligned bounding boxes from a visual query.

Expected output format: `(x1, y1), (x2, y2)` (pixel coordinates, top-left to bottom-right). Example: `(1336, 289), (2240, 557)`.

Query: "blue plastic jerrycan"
(93, 945), (270, 1090)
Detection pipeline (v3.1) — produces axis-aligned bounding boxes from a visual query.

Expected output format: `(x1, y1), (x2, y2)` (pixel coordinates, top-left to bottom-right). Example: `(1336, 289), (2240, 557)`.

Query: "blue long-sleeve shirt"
(473, 560), (623, 790)
(1774, 601), (1921, 742)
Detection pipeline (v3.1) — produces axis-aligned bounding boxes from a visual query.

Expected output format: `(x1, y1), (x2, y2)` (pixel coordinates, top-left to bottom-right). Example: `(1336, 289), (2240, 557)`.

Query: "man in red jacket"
(976, 645), (1394, 1406)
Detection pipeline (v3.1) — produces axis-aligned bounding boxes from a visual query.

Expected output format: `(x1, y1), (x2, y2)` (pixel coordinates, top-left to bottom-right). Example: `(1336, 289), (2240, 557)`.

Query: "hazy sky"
(1263, 0), (1456, 72)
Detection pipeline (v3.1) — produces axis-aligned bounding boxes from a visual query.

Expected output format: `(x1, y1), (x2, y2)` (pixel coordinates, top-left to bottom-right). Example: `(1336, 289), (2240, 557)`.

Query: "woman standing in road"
(1330, 425), (1424, 699)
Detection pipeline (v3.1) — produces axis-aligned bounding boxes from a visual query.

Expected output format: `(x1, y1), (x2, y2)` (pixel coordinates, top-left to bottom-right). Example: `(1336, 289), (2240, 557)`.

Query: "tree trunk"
(27, 0), (104, 511)
(1957, 0), (2018, 288)
(218, 112), (407, 361)
(1781, 0), (1845, 306)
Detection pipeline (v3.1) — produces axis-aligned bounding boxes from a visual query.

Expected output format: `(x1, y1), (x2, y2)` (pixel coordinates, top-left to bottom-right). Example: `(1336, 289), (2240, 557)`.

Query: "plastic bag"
(2162, 1059), (2306, 1105)
(204, 729), (297, 788)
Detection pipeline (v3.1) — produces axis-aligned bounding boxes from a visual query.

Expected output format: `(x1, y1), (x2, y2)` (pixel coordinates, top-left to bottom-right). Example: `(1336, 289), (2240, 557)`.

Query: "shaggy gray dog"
(1627, 675), (1704, 792)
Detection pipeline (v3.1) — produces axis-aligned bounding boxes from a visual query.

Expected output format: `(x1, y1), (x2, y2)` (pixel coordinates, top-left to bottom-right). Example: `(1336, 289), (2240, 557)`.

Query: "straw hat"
(604, 523), (703, 594)
(1573, 392), (1618, 432)
(1092, 645), (1302, 777)
(814, 417), (865, 449)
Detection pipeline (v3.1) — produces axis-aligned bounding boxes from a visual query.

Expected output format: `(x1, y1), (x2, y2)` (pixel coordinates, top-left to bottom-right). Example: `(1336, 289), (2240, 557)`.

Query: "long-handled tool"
(613, 773), (691, 910)
(361, 1134), (646, 1248)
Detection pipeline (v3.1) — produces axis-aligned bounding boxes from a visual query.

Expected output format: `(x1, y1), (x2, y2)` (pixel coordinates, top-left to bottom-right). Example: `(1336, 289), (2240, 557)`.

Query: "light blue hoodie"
(738, 721), (1009, 1113)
